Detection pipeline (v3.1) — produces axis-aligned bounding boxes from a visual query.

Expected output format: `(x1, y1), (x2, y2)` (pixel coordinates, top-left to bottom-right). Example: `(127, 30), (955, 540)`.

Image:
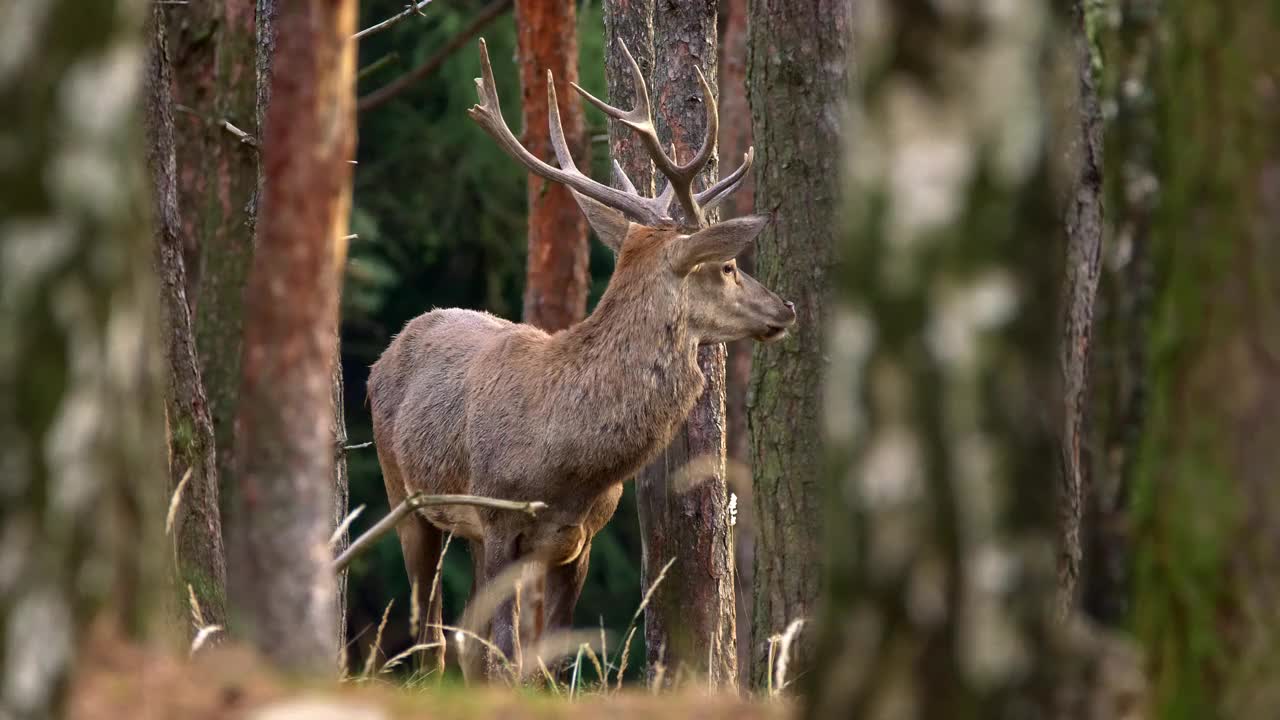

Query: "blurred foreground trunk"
(0, 1), (165, 716)
(227, 0), (357, 673)
(810, 2), (1111, 716)
(1124, 1), (1280, 716)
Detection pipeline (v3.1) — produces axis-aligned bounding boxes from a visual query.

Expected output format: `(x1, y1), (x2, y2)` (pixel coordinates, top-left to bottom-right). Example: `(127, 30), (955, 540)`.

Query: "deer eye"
(722, 263), (735, 276)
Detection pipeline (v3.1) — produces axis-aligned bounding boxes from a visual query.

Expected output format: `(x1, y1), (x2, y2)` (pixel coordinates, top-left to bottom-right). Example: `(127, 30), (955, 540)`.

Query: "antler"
(468, 38), (754, 229)
(468, 39), (672, 226)
(571, 41), (752, 229)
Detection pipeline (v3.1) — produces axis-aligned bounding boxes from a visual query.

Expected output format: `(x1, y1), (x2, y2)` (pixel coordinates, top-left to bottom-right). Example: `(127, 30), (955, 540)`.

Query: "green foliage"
(341, 0), (643, 682)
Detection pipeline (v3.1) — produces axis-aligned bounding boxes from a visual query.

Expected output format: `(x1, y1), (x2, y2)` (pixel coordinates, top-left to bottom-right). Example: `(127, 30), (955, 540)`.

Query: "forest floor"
(68, 626), (790, 720)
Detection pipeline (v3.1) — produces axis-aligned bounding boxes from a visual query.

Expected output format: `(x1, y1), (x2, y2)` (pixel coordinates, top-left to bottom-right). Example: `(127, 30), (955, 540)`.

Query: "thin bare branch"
(332, 491), (546, 572)
(353, 0), (435, 41)
(358, 0), (513, 113)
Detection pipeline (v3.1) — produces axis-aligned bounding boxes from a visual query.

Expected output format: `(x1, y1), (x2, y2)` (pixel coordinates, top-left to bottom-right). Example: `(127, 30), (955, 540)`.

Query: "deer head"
(467, 39), (796, 344)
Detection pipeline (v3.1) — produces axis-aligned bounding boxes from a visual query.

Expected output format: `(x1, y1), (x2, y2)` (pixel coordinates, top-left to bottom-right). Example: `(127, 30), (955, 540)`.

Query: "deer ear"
(570, 189), (630, 252)
(671, 215), (769, 275)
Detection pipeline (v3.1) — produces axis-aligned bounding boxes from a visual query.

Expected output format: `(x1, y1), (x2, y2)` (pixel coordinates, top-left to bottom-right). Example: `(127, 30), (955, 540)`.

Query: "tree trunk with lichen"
(167, 0), (261, 518)
(516, 0), (591, 332)
(0, 2), (166, 716)
(810, 1), (1071, 716)
(608, 0), (738, 688)
(1122, 1), (1280, 716)
(745, 0), (849, 691)
(226, 0), (356, 673)
(146, 2), (229, 632)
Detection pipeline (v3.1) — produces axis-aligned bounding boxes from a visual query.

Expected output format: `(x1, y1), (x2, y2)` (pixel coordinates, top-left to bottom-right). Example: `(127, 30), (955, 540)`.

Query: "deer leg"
(393, 511), (446, 677)
(459, 539), (489, 684)
(481, 534), (524, 682)
(542, 540), (592, 680)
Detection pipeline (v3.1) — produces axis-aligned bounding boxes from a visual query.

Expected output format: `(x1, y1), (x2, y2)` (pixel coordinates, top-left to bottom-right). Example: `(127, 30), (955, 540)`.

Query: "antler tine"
(695, 147), (754, 213)
(468, 39), (667, 225)
(611, 159), (639, 195)
(572, 41), (719, 227)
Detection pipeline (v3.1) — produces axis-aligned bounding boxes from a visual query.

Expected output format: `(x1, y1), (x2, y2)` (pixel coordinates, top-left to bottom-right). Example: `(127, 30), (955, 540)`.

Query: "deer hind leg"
(459, 539), (489, 684)
(379, 456), (446, 677)
(395, 513), (446, 677)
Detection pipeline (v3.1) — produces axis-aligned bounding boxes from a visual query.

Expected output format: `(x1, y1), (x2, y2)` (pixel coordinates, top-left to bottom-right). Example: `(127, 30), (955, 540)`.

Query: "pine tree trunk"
(718, 0), (756, 688)
(810, 2), (1069, 715)
(169, 0), (262, 516)
(0, 1), (165, 715)
(624, 0), (737, 689)
(146, 2), (230, 631)
(227, 0), (357, 673)
(516, 0), (591, 332)
(605, 0), (656, 199)
(744, 0), (849, 691)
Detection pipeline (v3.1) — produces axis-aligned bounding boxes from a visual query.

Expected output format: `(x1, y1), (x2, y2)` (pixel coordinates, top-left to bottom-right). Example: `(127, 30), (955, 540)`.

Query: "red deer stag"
(368, 39), (795, 680)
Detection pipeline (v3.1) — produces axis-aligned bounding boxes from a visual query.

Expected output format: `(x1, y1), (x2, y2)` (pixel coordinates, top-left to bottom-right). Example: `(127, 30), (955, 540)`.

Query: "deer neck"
(556, 275), (703, 406)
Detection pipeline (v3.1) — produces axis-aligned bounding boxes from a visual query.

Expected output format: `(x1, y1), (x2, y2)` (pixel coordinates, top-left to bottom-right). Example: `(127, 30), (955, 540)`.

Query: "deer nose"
(783, 300), (797, 322)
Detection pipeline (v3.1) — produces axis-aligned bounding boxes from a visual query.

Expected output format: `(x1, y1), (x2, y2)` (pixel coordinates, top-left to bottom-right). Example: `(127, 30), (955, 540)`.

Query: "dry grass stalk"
(189, 624), (222, 656)
(380, 642), (444, 674)
(165, 467), (193, 536)
(615, 627), (637, 692)
(187, 583), (206, 628)
(537, 656), (562, 697)
(773, 618), (805, 693)
(428, 623), (516, 683)
(408, 579), (420, 638)
(362, 599), (395, 678)
(583, 642), (605, 687)
(329, 504), (365, 547)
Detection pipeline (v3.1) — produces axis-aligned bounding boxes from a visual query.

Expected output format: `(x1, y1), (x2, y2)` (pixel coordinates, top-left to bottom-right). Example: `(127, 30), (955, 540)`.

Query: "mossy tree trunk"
(0, 1), (166, 715)
(516, 0), (591, 332)
(1125, 1), (1280, 716)
(745, 0), (851, 690)
(145, 1), (229, 632)
(226, 0), (356, 673)
(167, 0), (261, 520)
(810, 1), (1068, 716)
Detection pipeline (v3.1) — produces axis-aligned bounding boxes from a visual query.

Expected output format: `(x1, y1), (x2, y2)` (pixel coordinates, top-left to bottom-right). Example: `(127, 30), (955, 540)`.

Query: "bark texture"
(227, 0), (357, 673)
(1127, 2), (1280, 716)
(629, 0), (737, 688)
(745, 0), (849, 690)
(810, 2), (1104, 717)
(332, 349), (350, 654)
(169, 0), (261, 515)
(605, 0), (657, 198)
(1056, 0), (1106, 620)
(718, 0), (756, 687)
(516, 0), (591, 332)
(145, 3), (229, 631)
(0, 1), (165, 715)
